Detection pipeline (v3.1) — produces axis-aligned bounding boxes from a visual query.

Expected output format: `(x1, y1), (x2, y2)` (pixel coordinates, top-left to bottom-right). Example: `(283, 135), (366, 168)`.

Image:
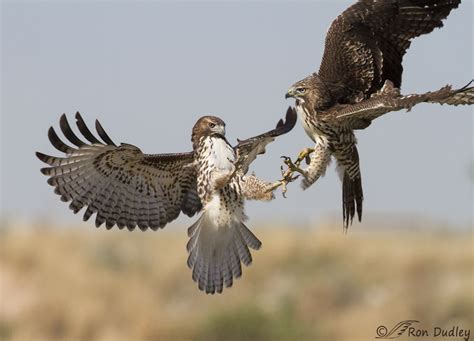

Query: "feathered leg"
(300, 143), (332, 190)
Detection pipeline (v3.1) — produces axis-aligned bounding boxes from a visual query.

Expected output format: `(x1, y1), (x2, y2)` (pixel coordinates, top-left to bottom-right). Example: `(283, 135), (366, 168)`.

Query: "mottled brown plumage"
(284, 0), (473, 228)
(37, 108), (297, 294)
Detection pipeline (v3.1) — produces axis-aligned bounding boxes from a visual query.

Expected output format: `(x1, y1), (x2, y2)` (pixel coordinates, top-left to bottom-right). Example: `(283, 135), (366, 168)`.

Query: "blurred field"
(0, 220), (472, 341)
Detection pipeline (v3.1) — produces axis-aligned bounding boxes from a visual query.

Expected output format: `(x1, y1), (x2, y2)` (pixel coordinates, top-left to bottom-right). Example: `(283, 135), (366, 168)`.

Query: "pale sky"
(1, 0), (473, 228)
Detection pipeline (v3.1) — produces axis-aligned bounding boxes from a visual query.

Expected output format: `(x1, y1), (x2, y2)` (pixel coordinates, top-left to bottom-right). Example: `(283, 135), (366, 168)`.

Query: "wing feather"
(48, 127), (75, 154)
(333, 82), (474, 126)
(95, 119), (116, 146)
(233, 107), (296, 175)
(318, 0), (461, 103)
(37, 113), (202, 230)
(59, 114), (86, 147)
(75, 112), (102, 144)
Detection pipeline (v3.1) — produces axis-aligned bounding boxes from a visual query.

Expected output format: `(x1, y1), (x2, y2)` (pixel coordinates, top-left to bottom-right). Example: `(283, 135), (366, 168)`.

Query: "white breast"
(296, 104), (316, 141)
(204, 136), (236, 172)
(296, 104), (330, 147)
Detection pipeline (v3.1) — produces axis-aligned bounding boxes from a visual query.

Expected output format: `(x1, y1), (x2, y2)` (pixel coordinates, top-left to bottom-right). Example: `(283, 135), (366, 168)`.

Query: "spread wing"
(233, 107), (297, 175)
(318, 0), (461, 104)
(36, 113), (202, 231)
(333, 81), (474, 124)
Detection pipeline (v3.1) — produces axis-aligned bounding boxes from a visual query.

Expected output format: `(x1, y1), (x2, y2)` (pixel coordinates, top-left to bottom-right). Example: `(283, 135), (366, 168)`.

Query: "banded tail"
(186, 204), (261, 294)
(342, 172), (363, 229)
(337, 147), (363, 229)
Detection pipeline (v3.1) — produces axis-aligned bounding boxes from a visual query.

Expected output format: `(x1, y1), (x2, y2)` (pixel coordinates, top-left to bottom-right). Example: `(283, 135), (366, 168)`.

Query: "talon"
(267, 166), (300, 198)
(281, 182), (288, 198)
(280, 155), (306, 176)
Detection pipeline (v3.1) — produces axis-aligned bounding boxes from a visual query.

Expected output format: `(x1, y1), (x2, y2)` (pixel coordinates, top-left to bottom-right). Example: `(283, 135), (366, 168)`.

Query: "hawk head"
(191, 116), (226, 149)
(286, 73), (332, 109)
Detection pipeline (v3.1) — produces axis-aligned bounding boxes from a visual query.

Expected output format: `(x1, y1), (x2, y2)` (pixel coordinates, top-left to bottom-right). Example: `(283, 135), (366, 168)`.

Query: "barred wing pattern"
(233, 107), (297, 175)
(334, 81), (474, 125)
(36, 113), (201, 231)
(319, 0), (461, 104)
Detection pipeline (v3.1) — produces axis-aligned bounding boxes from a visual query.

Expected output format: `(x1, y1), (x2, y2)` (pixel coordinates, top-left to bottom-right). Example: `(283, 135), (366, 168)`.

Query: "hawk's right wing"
(37, 113), (202, 231)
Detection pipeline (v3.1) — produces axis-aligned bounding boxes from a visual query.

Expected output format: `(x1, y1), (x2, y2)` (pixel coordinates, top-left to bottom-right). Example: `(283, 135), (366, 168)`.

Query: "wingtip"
(35, 151), (45, 161)
(95, 119), (116, 146)
(287, 106), (297, 120)
(40, 167), (50, 176)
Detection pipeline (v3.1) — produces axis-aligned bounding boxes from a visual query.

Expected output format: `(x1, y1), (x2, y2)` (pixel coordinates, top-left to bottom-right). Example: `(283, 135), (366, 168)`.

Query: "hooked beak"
(217, 125), (226, 137)
(285, 87), (295, 99)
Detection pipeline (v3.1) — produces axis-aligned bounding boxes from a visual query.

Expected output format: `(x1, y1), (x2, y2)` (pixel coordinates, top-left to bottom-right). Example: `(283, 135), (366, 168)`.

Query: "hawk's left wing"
(233, 107), (297, 175)
(333, 82), (474, 127)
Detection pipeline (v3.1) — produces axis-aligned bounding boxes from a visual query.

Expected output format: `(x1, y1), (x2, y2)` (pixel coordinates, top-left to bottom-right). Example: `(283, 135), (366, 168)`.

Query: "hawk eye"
(208, 122), (216, 128)
(296, 88), (306, 94)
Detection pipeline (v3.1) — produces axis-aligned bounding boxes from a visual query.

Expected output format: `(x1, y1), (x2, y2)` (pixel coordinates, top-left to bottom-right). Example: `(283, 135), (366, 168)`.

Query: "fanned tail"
(186, 209), (261, 294)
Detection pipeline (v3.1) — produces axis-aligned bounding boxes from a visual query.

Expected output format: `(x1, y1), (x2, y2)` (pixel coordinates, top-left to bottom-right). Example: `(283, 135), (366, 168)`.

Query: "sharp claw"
(278, 150), (315, 197)
(281, 182), (288, 198)
(269, 165), (300, 198)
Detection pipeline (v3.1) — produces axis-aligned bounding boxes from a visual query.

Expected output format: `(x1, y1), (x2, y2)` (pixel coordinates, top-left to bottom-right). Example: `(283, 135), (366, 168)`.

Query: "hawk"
(283, 0), (473, 228)
(36, 108), (297, 294)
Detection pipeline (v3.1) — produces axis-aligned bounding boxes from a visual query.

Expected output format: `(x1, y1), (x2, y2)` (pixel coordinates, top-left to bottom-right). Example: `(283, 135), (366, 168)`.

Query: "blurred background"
(1, 1), (473, 340)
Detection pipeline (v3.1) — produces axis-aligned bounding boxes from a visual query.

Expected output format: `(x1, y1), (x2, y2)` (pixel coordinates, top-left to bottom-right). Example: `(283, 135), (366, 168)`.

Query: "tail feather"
(230, 243), (243, 278)
(237, 223), (262, 250)
(186, 211), (261, 294)
(336, 146), (364, 230)
(222, 255), (233, 288)
(342, 173), (363, 229)
(234, 231), (253, 266)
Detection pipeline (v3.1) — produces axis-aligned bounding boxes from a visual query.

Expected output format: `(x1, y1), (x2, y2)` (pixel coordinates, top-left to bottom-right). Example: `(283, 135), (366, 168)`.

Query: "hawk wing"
(233, 107), (297, 175)
(36, 113), (202, 231)
(318, 0), (461, 104)
(333, 81), (474, 124)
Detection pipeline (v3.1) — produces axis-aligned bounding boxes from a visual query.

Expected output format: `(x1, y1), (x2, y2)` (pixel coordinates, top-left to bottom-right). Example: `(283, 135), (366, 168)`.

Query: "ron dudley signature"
(375, 320), (471, 341)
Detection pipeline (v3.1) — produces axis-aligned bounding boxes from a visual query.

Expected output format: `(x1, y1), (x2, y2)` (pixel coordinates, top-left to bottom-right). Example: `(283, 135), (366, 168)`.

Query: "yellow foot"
(280, 156), (307, 176)
(267, 168), (299, 198)
(296, 147), (315, 166)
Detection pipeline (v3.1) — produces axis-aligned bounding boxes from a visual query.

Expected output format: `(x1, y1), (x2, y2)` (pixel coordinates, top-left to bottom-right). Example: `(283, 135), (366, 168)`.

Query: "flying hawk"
(283, 0), (474, 228)
(36, 108), (296, 294)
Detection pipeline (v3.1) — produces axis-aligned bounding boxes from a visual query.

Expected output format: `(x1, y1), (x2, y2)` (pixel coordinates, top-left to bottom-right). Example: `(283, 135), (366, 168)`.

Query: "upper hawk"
(283, 0), (474, 228)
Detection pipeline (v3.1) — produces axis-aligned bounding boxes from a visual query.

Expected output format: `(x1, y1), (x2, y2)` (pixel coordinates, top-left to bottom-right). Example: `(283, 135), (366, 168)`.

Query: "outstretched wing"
(333, 81), (474, 125)
(318, 0), (460, 104)
(233, 107), (297, 175)
(36, 113), (202, 231)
